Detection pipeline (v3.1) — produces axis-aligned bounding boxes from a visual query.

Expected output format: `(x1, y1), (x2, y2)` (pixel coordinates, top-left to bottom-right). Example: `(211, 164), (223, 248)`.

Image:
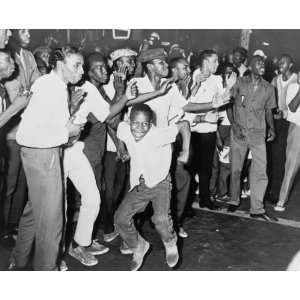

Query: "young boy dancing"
(114, 103), (190, 271)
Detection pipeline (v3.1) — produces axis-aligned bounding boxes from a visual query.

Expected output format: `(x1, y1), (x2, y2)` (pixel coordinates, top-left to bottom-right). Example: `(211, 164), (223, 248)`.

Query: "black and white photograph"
(1, 0), (300, 299)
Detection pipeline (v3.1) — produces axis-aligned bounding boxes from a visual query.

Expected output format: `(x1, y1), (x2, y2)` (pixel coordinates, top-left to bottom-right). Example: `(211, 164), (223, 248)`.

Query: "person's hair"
(280, 53), (294, 64)
(168, 57), (187, 70)
(48, 46), (80, 69)
(198, 49), (217, 67)
(232, 46), (248, 59)
(130, 103), (154, 123)
(85, 52), (107, 72)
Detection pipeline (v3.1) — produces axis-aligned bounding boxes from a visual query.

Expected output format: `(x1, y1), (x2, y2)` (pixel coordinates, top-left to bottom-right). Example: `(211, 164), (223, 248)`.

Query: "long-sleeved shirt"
(16, 71), (69, 148)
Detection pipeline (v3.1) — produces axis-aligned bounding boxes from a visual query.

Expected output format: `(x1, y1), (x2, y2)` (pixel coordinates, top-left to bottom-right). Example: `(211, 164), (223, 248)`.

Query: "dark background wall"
(28, 29), (300, 69)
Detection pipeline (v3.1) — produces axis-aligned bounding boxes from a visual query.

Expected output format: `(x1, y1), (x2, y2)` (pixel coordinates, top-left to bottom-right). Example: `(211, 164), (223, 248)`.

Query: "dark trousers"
(3, 140), (27, 231)
(102, 151), (127, 234)
(267, 119), (289, 201)
(114, 175), (177, 252)
(190, 132), (216, 203)
(13, 147), (63, 270)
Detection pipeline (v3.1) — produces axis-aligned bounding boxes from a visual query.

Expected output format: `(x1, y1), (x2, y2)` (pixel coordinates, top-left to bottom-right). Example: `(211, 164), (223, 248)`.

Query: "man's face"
(279, 56), (292, 74)
(250, 58), (265, 76)
(89, 60), (108, 84)
(40, 51), (50, 66)
(205, 54), (219, 74)
(130, 112), (152, 142)
(173, 59), (191, 81)
(0, 29), (12, 49)
(18, 29), (30, 48)
(116, 56), (136, 75)
(62, 53), (84, 84)
(0, 53), (15, 79)
(149, 58), (169, 78)
(232, 51), (244, 67)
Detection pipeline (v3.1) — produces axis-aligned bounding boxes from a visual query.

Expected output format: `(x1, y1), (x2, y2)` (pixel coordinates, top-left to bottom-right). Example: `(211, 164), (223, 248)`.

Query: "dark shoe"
(227, 204), (239, 213)
(250, 212), (278, 222)
(199, 200), (219, 210)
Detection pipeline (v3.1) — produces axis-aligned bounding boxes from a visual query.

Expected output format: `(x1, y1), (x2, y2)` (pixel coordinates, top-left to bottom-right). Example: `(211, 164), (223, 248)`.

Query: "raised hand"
(177, 150), (189, 164)
(125, 81), (138, 100)
(13, 91), (33, 111)
(158, 78), (173, 95)
(113, 70), (125, 94)
(70, 89), (86, 114)
(225, 72), (237, 89)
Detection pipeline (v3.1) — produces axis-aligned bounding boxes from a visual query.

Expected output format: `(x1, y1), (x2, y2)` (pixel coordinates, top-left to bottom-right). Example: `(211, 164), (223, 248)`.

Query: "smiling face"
(250, 56), (265, 76)
(130, 111), (152, 142)
(62, 53), (84, 84)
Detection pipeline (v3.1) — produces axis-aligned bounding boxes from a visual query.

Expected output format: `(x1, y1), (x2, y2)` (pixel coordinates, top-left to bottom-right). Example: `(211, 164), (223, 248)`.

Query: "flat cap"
(138, 48), (167, 63)
(110, 48), (137, 62)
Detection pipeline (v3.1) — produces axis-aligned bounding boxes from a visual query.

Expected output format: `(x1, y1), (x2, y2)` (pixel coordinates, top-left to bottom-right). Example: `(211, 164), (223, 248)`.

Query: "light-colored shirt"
(272, 73), (297, 111)
(117, 121), (178, 189)
(286, 83), (300, 126)
(186, 74), (223, 133)
(16, 71), (69, 148)
(238, 64), (248, 77)
(130, 76), (187, 127)
(74, 81), (110, 122)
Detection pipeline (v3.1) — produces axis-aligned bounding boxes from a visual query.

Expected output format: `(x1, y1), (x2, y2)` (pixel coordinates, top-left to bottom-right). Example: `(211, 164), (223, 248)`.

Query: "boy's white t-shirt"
(117, 121), (178, 190)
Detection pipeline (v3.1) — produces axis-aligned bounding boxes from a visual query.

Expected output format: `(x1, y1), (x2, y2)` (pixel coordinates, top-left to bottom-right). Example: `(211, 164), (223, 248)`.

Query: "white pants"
(64, 142), (100, 246)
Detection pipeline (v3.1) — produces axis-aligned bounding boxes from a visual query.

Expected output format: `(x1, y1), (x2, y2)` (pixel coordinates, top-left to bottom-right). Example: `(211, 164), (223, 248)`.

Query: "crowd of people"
(0, 29), (300, 271)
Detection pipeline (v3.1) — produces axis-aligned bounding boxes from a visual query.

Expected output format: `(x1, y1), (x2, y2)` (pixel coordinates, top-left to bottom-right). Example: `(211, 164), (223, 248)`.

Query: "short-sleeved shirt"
(129, 76), (187, 127)
(76, 81), (110, 163)
(285, 83), (300, 127)
(231, 76), (276, 144)
(185, 74), (224, 133)
(117, 121), (178, 189)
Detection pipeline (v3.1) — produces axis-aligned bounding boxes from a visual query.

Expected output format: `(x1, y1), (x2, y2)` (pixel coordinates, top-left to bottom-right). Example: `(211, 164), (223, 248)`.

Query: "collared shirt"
(286, 83), (300, 126)
(117, 121), (178, 189)
(16, 71), (70, 148)
(130, 75), (187, 127)
(231, 76), (276, 144)
(272, 73), (297, 110)
(185, 74), (223, 133)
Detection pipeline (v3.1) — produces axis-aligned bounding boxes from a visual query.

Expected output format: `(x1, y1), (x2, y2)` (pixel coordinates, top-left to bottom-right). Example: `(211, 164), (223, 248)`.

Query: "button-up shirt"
(117, 121), (178, 189)
(285, 82), (300, 126)
(231, 76), (276, 144)
(130, 75), (187, 127)
(16, 71), (70, 148)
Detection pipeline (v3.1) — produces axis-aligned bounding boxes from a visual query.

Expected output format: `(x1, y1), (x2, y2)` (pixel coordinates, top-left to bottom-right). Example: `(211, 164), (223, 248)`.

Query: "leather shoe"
(199, 200), (219, 210)
(227, 204), (239, 213)
(250, 212), (278, 222)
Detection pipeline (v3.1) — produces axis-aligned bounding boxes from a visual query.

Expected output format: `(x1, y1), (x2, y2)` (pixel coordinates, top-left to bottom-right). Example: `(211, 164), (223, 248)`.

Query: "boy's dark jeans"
(114, 175), (177, 252)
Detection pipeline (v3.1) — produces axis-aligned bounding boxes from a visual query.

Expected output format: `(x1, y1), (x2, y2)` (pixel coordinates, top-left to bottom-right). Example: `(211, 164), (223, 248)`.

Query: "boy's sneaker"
(130, 241), (150, 271)
(103, 230), (119, 243)
(164, 243), (179, 268)
(178, 227), (188, 238)
(87, 239), (110, 256)
(69, 245), (98, 266)
(120, 241), (133, 255)
(216, 194), (230, 202)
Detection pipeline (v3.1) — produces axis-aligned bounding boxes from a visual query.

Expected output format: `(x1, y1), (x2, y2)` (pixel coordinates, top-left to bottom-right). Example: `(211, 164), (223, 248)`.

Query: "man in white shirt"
(274, 74), (300, 211)
(114, 103), (190, 271)
(267, 54), (297, 204)
(11, 47), (84, 271)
